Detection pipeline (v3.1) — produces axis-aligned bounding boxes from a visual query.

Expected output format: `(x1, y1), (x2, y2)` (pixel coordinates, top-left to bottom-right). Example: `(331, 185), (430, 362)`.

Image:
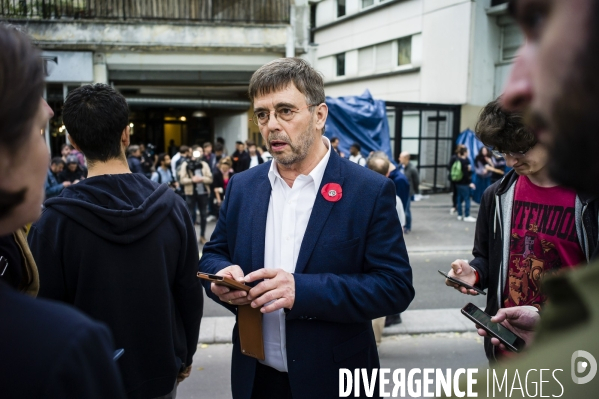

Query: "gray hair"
(127, 145), (140, 156)
(367, 155), (390, 176)
(248, 58), (325, 107)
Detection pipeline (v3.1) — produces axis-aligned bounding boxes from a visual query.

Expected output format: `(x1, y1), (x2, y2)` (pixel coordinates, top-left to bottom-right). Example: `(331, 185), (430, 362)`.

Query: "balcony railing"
(1, 0), (291, 23)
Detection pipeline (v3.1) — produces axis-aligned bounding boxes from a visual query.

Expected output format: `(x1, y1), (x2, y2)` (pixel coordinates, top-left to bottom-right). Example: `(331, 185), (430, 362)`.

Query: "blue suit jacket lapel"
(251, 173), (271, 273)
(295, 151), (344, 275)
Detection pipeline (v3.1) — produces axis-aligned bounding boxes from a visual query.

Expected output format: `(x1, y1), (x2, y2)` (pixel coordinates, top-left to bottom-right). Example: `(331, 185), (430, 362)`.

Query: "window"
(357, 37), (412, 75)
(375, 42), (393, 70)
(336, 53), (346, 76)
(501, 23), (523, 61)
(358, 46), (374, 72)
(310, 3), (317, 43)
(362, 0), (374, 7)
(398, 36), (412, 66)
(337, 0), (346, 18)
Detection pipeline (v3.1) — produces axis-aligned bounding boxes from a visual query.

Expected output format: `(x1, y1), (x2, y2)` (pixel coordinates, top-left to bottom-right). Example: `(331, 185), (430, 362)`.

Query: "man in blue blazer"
(199, 58), (414, 399)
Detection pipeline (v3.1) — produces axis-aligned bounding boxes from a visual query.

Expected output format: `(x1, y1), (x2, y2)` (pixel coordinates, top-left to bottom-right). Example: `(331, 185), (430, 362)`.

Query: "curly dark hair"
(474, 97), (536, 152)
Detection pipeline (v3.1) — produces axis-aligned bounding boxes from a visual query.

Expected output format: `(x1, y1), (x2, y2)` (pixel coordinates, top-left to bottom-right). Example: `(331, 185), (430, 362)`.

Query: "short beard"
(268, 120), (315, 167)
(547, 22), (599, 197)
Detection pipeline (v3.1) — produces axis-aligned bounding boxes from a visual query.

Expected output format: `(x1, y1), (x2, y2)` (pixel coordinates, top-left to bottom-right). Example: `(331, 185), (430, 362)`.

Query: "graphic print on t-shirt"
(504, 177), (585, 310)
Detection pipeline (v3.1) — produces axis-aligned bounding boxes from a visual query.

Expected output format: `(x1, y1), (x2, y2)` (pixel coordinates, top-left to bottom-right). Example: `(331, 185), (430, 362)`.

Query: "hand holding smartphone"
(438, 269), (486, 295)
(461, 303), (525, 352)
(198, 272), (250, 292)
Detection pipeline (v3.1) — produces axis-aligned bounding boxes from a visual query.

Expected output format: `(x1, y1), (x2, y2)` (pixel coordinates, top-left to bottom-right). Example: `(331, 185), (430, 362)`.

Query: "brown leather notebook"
(197, 272), (265, 360)
(237, 304), (265, 360)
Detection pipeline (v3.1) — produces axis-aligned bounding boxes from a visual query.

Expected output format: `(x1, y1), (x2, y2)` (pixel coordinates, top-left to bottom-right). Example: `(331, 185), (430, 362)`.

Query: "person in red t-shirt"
(443, 98), (599, 363)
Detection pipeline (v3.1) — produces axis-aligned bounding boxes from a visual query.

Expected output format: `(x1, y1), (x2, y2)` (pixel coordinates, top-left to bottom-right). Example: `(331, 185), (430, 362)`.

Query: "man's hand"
(62, 181), (72, 187)
(476, 306), (540, 350)
(446, 259), (479, 295)
(210, 265), (251, 306)
(177, 365), (192, 383)
(469, 183), (476, 190)
(244, 268), (295, 313)
(191, 175), (204, 184)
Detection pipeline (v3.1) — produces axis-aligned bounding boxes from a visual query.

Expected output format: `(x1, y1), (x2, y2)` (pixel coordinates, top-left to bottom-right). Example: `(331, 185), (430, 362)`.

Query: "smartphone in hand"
(197, 272), (250, 292)
(461, 303), (525, 352)
(438, 270), (486, 295)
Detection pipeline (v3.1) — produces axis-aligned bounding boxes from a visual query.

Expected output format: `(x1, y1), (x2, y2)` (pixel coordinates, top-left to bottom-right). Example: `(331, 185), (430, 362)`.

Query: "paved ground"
(179, 333), (488, 399)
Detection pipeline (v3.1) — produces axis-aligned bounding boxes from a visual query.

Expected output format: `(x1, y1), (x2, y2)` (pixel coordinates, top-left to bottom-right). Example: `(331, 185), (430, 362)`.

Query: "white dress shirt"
(261, 136), (332, 372)
(349, 154), (366, 166)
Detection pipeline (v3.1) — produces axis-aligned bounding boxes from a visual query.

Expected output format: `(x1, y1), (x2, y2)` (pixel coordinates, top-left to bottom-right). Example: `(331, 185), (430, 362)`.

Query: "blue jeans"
(404, 199), (412, 230)
(456, 184), (471, 217)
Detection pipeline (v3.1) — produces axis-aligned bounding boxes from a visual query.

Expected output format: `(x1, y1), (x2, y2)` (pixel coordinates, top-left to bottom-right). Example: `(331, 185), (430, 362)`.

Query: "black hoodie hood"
(44, 173), (177, 244)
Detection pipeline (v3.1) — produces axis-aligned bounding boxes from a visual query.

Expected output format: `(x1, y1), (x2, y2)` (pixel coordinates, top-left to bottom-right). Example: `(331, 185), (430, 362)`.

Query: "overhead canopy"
(324, 90), (392, 160)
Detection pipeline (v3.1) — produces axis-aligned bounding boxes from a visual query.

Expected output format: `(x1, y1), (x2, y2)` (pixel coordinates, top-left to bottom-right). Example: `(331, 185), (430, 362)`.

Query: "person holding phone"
(445, 98), (599, 362)
(199, 58), (414, 399)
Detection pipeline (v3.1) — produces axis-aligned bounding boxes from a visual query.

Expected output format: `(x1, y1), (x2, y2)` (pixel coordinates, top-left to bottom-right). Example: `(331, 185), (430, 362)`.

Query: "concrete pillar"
(93, 52), (108, 84)
(214, 113), (249, 155)
(286, 5), (296, 57)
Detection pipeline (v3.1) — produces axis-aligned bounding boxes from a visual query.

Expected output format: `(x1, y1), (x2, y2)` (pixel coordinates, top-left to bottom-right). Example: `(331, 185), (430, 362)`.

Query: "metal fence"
(1, 0), (291, 23)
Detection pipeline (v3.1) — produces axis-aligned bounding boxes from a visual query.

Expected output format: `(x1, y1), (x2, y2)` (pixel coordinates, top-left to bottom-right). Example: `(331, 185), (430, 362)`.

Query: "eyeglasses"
(250, 104), (318, 126)
(489, 144), (535, 159)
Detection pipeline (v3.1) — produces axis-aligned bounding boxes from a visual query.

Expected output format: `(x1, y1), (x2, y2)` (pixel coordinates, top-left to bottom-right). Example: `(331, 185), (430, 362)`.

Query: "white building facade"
(311, 0), (521, 190)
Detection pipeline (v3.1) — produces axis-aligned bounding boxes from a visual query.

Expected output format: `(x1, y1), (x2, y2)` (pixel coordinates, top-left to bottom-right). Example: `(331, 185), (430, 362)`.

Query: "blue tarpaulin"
(455, 128), (484, 169)
(324, 90), (392, 160)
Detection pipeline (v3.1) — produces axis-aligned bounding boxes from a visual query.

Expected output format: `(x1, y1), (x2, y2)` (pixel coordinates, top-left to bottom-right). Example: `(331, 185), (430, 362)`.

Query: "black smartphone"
(461, 303), (526, 352)
(438, 270), (486, 295)
(197, 272), (250, 292)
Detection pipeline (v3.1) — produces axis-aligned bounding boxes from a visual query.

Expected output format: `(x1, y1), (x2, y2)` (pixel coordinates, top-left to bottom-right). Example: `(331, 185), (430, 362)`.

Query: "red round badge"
(321, 183), (342, 202)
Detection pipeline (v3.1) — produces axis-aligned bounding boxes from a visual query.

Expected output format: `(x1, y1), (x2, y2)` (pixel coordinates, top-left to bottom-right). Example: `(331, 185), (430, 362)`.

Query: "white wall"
(214, 113), (248, 155)
(324, 72), (421, 102)
(316, 0), (337, 27)
(316, 0), (422, 59)
(468, 0), (501, 106)
(315, 0), (477, 104)
(419, 1), (472, 104)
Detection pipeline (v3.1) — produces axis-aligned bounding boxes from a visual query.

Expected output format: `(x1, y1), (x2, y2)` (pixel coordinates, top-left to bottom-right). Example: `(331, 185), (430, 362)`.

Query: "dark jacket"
(127, 156), (144, 174)
(28, 174), (203, 398)
(45, 168), (64, 199)
(469, 169), (599, 361)
(388, 168), (410, 209)
(203, 153), (217, 171)
(59, 165), (87, 183)
(0, 280), (126, 399)
(454, 157), (472, 185)
(200, 151), (414, 399)
(403, 162), (420, 197)
(231, 150), (251, 173)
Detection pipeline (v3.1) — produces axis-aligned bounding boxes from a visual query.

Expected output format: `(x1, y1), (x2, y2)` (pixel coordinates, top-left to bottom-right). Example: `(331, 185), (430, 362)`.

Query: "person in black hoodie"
(0, 25), (126, 399)
(28, 83), (203, 399)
